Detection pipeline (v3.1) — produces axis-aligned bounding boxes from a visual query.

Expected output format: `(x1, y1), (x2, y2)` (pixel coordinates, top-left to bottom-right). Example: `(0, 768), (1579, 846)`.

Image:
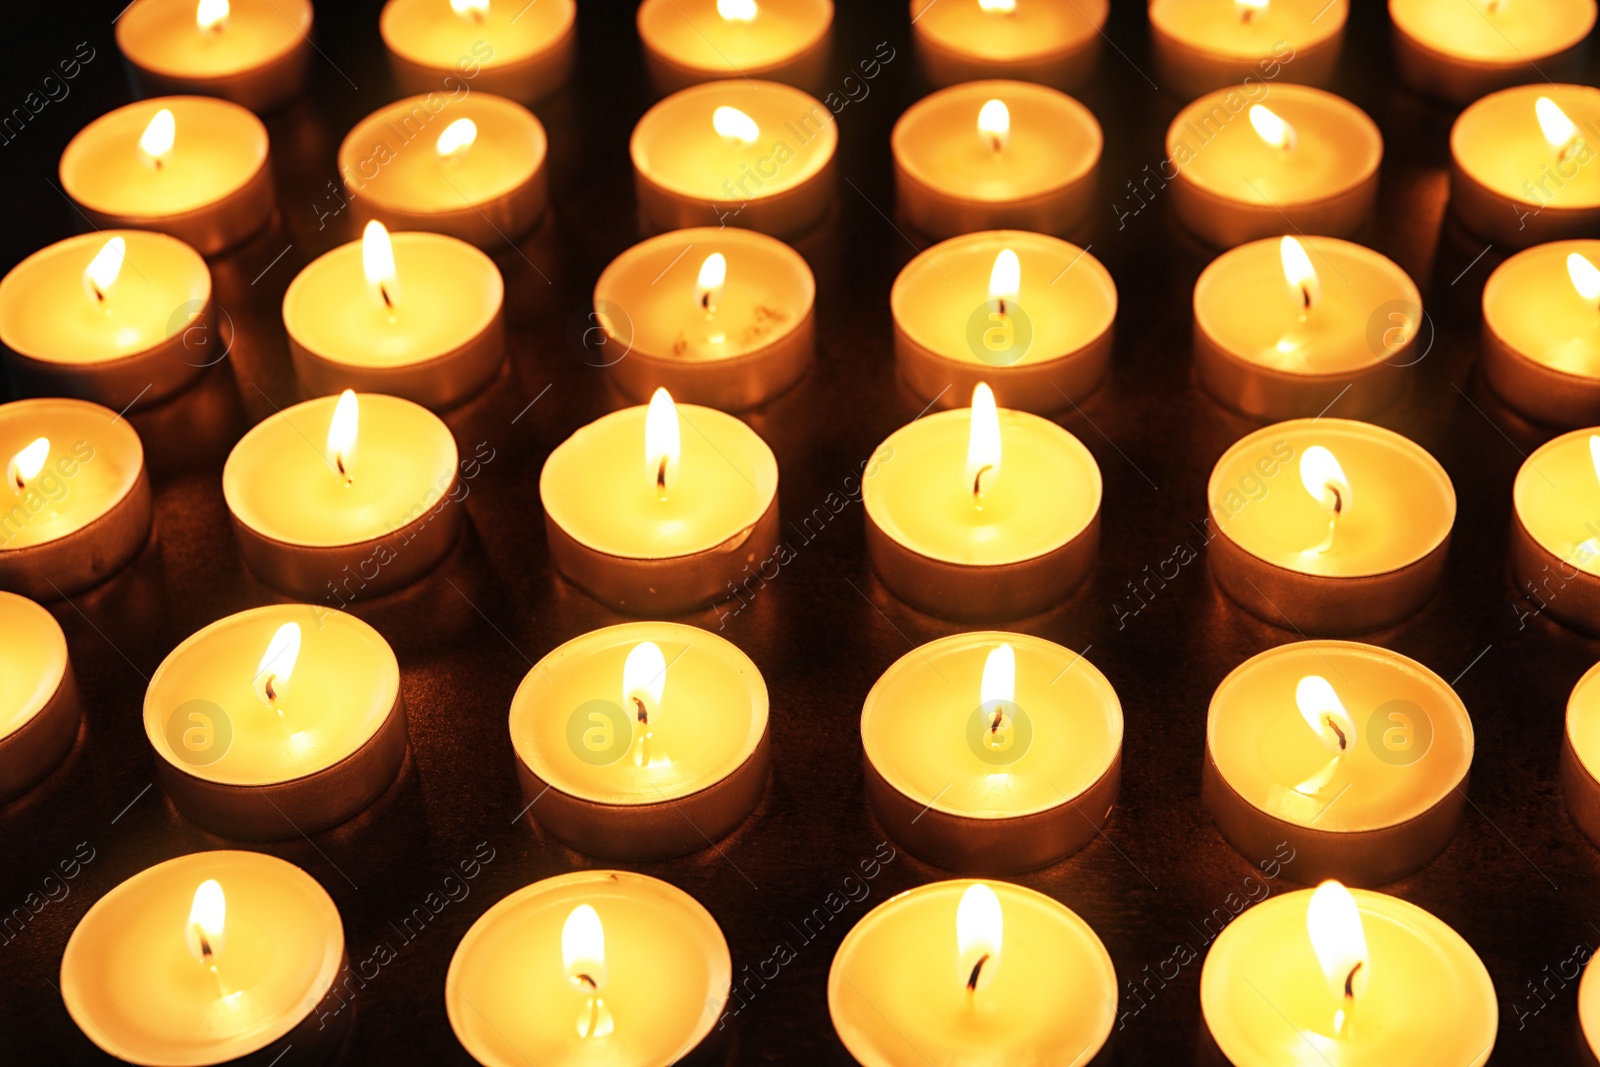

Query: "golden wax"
(115, 0), (313, 112)
(380, 0), (577, 104)
(0, 590), (77, 801)
(637, 0), (832, 91)
(1150, 0), (1346, 98)
(1482, 240), (1600, 426)
(1391, 0), (1595, 103)
(908, 0), (1108, 90)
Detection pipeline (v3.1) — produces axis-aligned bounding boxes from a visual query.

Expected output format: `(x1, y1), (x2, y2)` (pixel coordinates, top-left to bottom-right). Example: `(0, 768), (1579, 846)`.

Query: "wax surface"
(893, 80), (1100, 203)
(284, 233), (501, 368)
(380, 0), (575, 68)
(1170, 85), (1380, 207)
(595, 227), (812, 362)
(829, 880), (1117, 1067)
(0, 591), (66, 740)
(1567, 662), (1600, 783)
(144, 605), (399, 787)
(862, 632), (1120, 818)
(60, 850), (344, 1067)
(893, 230), (1114, 366)
(0, 398), (144, 551)
(446, 870), (728, 1067)
(1392, 0), (1594, 64)
(1195, 236), (1418, 375)
(1151, 0), (1346, 58)
(540, 403), (778, 559)
(910, 0), (1106, 61)
(1484, 240), (1600, 378)
(222, 392), (459, 548)
(863, 406), (1101, 566)
(1514, 428), (1600, 576)
(511, 622), (767, 803)
(0, 231), (208, 365)
(1209, 419), (1454, 578)
(60, 97), (268, 218)
(1583, 956), (1600, 1059)
(1201, 889), (1495, 1067)
(1453, 84), (1600, 206)
(638, 0), (831, 72)
(117, 0), (311, 78)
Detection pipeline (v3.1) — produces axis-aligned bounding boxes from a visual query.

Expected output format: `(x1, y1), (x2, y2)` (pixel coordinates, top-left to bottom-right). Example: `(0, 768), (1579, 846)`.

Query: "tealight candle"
(829, 879), (1117, 1066)
(1168, 84), (1381, 248)
(222, 391), (464, 601)
(1208, 419), (1455, 634)
(1562, 660), (1600, 849)
(593, 226), (814, 411)
(510, 622), (768, 860)
(0, 231), (212, 411)
(1482, 241), (1600, 426)
(380, 0), (577, 105)
(0, 398), (152, 601)
(1508, 428), (1600, 634)
(0, 592), (79, 802)
(447, 870), (730, 1067)
(908, 0), (1108, 91)
(339, 92), (548, 250)
(862, 632), (1121, 873)
(1391, 0), (1595, 105)
(863, 384), (1102, 620)
(284, 222), (504, 409)
(631, 79), (837, 237)
(1149, 0), (1346, 99)
(1206, 641), (1472, 886)
(1584, 955), (1600, 1064)
(143, 604), (406, 839)
(892, 230), (1116, 414)
(540, 389), (780, 615)
(60, 96), (274, 256)
(115, 0), (314, 113)
(1451, 84), (1600, 248)
(1200, 882), (1496, 1066)
(892, 80), (1102, 239)
(637, 0), (833, 93)
(1194, 235), (1420, 419)
(61, 850), (348, 1067)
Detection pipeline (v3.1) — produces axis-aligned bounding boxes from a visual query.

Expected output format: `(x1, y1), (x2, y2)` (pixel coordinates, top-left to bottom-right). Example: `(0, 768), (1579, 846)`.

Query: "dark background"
(0, 0), (1595, 1062)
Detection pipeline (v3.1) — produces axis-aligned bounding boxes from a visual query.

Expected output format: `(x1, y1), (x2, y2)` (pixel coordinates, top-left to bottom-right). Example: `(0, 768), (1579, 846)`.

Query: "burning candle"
(0, 592), (78, 803)
(60, 97), (274, 256)
(637, 0), (833, 92)
(1200, 882), (1496, 1066)
(891, 80), (1102, 239)
(0, 398), (152, 601)
(829, 879), (1117, 1065)
(892, 230), (1116, 414)
(863, 384), (1101, 620)
(1508, 428), (1600, 634)
(1193, 235), (1421, 419)
(1391, 0), (1595, 104)
(861, 632), (1121, 873)
(0, 231), (212, 411)
(510, 621), (769, 859)
(1149, 0), (1346, 99)
(540, 389), (780, 615)
(284, 221), (504, 409)
(1481, 240), (1600, 426)
(1206, 641), (1472, 885)
(593, 226), (814, 411)
(339, 93), (548, 250)
(908, 0), (1108, 91)
(222, 391), (464, 601)
(1451, 84), (1600, 248)
(380, 0), (577, 104)
(115, 0), (314, 113)
(1168, 85), (1381, 248)
(1207, 419), (1455, 634)
(1562, 660), (1600, 850)
(631, 80), (837, 237)
(60, 850), (348, 1067)
(143, 604), (407, 839)
(447, 870), (730, 1066)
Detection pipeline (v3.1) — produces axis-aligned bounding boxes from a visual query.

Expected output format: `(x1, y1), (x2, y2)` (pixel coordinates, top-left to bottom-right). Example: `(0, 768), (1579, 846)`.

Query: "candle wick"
(990, 706), (1005, 734)
(633, 697), (649, 726)
(575, 973), (598, 990)
(380, 283), (396, 311)
(965, 954), (989, 992)
(1300, 285), (1313, 312)
(995, 297), (1008, 317)
(657, 457), (669, 495)
(972, 464), (994, 500)
(1343, 961), (1361, 1001)
(263, 674), (278, 705)
(1328, 485), (1343, 516)
(1327, 716), (1347, 751)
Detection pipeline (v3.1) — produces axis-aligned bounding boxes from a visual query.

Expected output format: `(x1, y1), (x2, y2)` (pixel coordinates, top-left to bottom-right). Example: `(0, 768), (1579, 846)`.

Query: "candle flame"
(1300, 445), (1349, 514)
(988, 249), (1021, 311)
(436, 118), (478, 161)
(7, 438), (49, 493)
(966, 383), (1001, 502)
(718, 0), (757, 20)
(253, 622), (302, 709)
(1237, 0), (1268, 20)
(196, 0), (230, 32)
(563, 903), (608, 992)
(645, 388), (681, 496)
(977, 99), (1010, 153)
(83, 236), (127, 304)
(713, 106), (760, 145)
(1296, 675), (1355, 754)
(1306, 880), (1369, 1018)
(1537, 96), (1583, 159)
(1249, 104), (1296, 151)
(451, 0), (489, 21)
(1280, 236), (1320, 311)
(956, 883), (1002, 994)
(1570, 253), (1600, 303)
(185, 880), (226, 966)
(696, 253), (727, 314)
(327, 390), (359, 482)
(140, 108), (176, 168)
(980, 643), (1015, 708)
(622, 640), (667, 728)
(362, 221), (400, 311)
(978, 0), (1016, 11)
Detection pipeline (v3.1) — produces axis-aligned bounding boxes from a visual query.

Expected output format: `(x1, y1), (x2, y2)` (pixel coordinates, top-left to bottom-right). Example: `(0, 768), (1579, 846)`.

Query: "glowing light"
(254, 623), (302, 709)
(646, 388), (680, 495)
(327, 390), (359, 482)
(197, 0), (230, 31)
(1301, 445), (1349, 554)
(956, 883), (1002, 993)
(977, 99), (1010, 153)
(185, 880), (226, 966)
(718, 0), (757, 20)
(1537, 96), (1583, 160)
(988, 249), (1020, 314)
(1307, 880), (1368, 1032)
(451, 0), (489, 21)
(1249, 104), (1296, 151)
(140, 109), (176, 168)
(1237, 0), (1268, 19)
(7, 438), (49, 493)
(966, 383), (1001, 502)
(978, 0), (1017, 11)
(980, 643), (1015, 708)
(435, 118), (478, 161)
(1280, 236), (1320, 311)
(713, 106), (760, 145)
(562, 904), (614, 1039)
(362, 221), (400, 311)
(1296, 675), (1355, 754)
(622, 641), (667, 728)
(83, 236), (126, 304)
(1570, 253), (1600, 304)
(696, 253), (727, 314)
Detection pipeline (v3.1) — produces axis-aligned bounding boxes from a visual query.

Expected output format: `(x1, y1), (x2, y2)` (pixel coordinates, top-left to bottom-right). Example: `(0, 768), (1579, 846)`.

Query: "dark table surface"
(2, 0), (1598, 1063)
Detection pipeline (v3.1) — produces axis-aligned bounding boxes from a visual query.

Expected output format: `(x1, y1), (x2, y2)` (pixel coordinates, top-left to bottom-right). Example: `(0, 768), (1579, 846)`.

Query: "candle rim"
(115, 0), (313, 81)
(1452, 84), (1600, 211)
(1566, 659), (1600, 783)
(909, 0), (1109, 63)
(0, 397), (147, 550)
(1513, 426), (1600, 568)
(637, 0), (834, 76)
(1582, 946), (1600, 1058)
(0, 590), (68, 741)
(1149, 0), (1348, 60)
(1483, 239), (1600, 382)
